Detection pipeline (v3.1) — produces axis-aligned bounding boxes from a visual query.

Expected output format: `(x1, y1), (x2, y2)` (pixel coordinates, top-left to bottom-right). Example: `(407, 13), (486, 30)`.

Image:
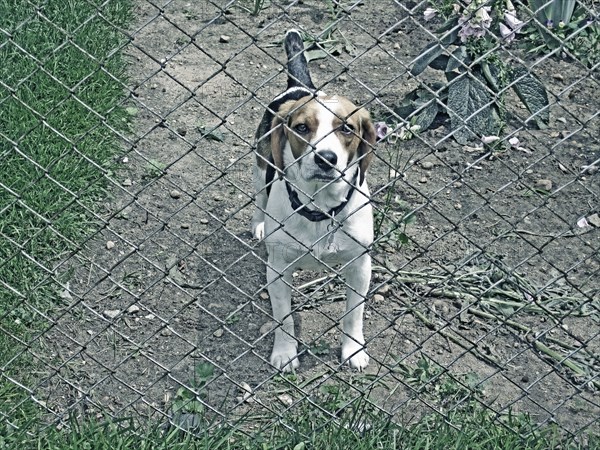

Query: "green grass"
(0, 0), (131, 428)
(1, 397), (597, 449)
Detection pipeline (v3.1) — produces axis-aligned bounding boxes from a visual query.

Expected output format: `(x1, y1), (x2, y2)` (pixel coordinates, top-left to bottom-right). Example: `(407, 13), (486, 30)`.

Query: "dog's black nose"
(314, 150), (337, 170)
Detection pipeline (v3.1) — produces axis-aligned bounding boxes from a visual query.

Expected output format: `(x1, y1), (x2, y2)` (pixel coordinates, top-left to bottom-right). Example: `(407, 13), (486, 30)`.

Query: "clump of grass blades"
(0, 0), (131, 424)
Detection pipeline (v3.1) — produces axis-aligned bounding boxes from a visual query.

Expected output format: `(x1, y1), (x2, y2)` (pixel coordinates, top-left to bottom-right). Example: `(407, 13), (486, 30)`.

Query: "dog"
(252, 30), (376, 372)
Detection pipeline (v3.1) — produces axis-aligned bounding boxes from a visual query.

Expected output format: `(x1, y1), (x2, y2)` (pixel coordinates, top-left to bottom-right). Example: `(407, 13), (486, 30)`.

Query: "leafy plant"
(301, 27), (356, 62)
(373, 121), (417, 250)
(143, 159), (166, 178)
(400, 0), (550, 144)
(522, 4), (599, 68)
(529, 0), (577, 30)
(171, 362), (215, 418)
(236, 0), (269, 16)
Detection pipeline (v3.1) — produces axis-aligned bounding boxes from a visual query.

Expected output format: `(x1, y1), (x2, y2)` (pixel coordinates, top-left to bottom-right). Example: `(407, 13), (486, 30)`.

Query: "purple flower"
(499, 22), (515, 42)
(374, 122), (389, 142)
(458, 4), (491, 42)
(504, 11), (523, 30)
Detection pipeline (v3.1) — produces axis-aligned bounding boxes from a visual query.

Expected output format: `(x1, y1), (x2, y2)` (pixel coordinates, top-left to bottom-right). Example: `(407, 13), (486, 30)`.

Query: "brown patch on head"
(269, 96), (318, 174)
(285, 101), (321, 160)
(328, 97), (376, 185)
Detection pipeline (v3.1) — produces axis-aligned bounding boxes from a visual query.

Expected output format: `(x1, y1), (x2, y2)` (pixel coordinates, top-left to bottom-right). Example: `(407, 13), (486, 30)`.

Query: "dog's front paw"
(270, 345), (299, 372)
(342, 342), (369, 371)
(252, 222), (265, 241)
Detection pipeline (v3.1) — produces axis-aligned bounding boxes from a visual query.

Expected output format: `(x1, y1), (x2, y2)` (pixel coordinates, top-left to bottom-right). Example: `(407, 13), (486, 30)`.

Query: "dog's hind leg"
(341, 254), (371, 370)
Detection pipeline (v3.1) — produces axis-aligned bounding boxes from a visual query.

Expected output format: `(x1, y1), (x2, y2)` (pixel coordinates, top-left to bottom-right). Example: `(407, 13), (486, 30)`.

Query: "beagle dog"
(252, 30), (376, 372)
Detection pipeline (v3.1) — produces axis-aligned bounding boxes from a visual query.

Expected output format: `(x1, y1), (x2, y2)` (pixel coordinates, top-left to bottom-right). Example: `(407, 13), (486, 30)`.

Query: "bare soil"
(42, 0), (599, 438)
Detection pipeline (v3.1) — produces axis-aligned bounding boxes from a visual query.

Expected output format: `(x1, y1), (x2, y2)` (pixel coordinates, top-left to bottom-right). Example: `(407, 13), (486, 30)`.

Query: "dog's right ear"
(270, 100), (296, 177)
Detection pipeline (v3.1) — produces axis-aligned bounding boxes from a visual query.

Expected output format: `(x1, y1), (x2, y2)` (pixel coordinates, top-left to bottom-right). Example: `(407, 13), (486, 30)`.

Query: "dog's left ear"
(357, 109), (376, 186)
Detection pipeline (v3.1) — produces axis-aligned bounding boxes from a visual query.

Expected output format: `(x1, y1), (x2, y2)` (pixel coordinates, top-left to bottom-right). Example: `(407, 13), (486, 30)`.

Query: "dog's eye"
(294, 123), (309, 134)
(341, 123), (355, 135)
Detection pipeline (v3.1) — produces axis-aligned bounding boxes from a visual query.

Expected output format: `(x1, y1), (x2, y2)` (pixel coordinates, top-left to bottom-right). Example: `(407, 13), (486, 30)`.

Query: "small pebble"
(219, 35), (230, 43)
(582, 165), (598, 175)
(535, 179), (553, 191)
(372, 294), (384, 302)
(122, 179), (132, 187)
(419, 177), (428, 183)
(170, 190), (182, 199)
(181, 223), (190, 229)
(200, 218), (209, 224)
(421, 161), (434, 170)
(259, 291), (269, 300)
(127, 305), (140, 314)
(278, 394), (293, 406)
(587, 213), (600, 228)
(552, 73), (564, 81)
(213, 328), (224, 337)
(103, 309), (120, 320)
(338, 75), (347, 82)
(521, 375), (529, 383)
(177, 127), (187, 136)
(161, 328), (172, 336)
(106, 241), (115, 249)
(377, 284), (391, 295)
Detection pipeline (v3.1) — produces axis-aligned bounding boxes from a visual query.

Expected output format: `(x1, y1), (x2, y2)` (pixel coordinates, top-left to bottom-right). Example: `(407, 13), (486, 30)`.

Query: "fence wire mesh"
(1, 0), (599, 444)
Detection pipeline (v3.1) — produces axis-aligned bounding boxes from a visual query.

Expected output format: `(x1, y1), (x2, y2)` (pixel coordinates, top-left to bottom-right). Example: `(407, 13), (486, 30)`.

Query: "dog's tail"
(284, 29), (316, 90)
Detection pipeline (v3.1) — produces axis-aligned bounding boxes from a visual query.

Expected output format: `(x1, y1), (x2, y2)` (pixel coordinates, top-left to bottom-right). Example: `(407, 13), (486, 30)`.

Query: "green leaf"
(481, 62), (501, 92)
(436, 17), (460, 34)
(411, 42), (445, 76)
(205, 128), (224, 142)
(305, 48), (328, 62)
(447, 71), (496, 144)
(510, 66), (550, 129)
(195, 362), (215, 386)
(397, 233), (409, 245)
(412, 98), (439, 131)
(428, 55), (449, 71)
(395, 86), (446, 133)
(446, 47), (468, 72)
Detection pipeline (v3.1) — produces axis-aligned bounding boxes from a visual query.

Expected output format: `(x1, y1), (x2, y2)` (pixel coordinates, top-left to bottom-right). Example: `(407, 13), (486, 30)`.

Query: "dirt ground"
(42, 0), (599, 438)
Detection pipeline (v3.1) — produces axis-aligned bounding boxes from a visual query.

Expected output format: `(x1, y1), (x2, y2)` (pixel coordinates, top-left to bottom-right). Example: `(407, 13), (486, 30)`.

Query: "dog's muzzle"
(314, 150), (337, 171)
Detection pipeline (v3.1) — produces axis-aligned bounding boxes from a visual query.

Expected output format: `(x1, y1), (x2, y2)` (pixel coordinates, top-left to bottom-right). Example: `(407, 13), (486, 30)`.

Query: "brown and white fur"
(253, 30), (376, 372)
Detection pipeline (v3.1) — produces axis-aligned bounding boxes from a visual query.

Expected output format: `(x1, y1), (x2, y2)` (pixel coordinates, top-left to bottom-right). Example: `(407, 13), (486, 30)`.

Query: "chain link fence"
(1, 0), (599, 444)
